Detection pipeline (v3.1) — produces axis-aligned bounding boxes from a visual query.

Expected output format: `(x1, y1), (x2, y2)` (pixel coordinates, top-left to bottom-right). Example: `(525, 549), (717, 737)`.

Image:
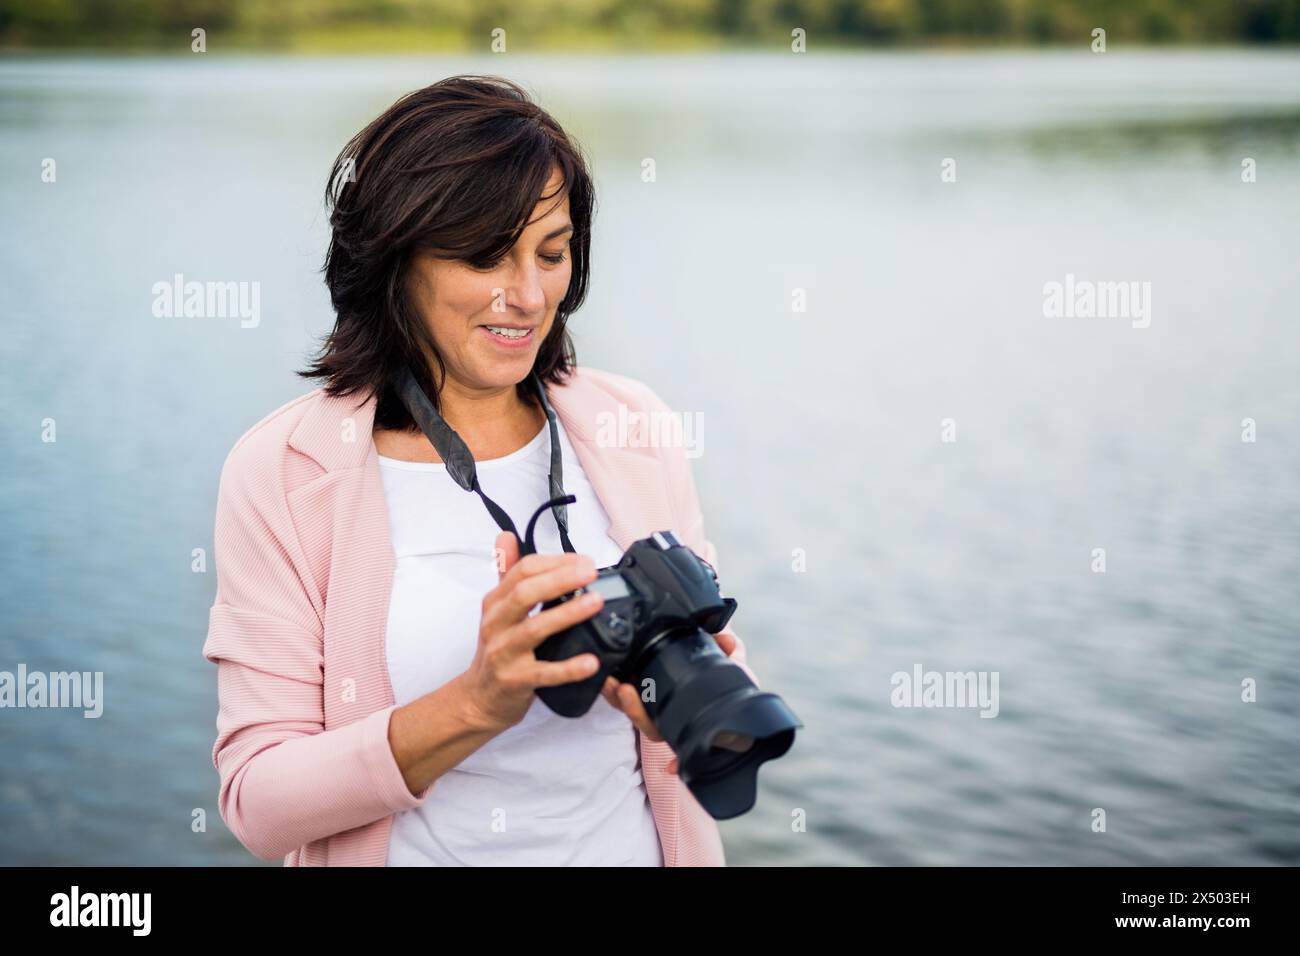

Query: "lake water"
(1, 50), (1298, 866)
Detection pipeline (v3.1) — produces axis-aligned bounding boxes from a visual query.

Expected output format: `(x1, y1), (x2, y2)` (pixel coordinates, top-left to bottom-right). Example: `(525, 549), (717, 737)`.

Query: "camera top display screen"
(588, 574), (631, 600)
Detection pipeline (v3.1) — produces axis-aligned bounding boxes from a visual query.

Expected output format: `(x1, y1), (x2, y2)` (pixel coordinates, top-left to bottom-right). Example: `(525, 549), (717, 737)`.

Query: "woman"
(202, 75), (758, 866)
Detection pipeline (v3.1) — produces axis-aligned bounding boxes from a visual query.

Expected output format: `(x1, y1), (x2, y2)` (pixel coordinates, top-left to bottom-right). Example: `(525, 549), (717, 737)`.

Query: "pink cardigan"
(202, 365), (758, 866)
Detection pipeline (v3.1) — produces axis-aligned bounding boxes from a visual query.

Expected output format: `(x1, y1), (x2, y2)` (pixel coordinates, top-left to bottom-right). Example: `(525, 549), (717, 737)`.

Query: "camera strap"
(396, 364), (576, 557)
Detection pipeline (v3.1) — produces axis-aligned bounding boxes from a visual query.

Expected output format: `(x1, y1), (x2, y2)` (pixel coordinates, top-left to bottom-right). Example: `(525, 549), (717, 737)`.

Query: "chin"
(473, 354), (538, 388)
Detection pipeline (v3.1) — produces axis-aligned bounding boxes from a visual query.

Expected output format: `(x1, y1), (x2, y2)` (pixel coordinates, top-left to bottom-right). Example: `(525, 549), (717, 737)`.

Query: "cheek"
(443, 273), (498, 317)
(424, 274), (494, 343)
(545, 265), (572, 306)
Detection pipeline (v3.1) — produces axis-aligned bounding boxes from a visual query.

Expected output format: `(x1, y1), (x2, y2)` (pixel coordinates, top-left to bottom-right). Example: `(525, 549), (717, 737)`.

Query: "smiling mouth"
(484, 325), (532, 338)
(481, 325), (536, 345)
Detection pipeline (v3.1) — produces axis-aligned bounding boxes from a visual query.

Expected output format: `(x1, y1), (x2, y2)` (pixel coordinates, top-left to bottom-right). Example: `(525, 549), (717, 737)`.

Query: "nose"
(499, 260), (547, 316)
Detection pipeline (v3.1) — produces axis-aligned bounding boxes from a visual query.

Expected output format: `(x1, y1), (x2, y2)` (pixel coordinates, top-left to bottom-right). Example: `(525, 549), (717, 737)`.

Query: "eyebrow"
(543, 223), (575, 240)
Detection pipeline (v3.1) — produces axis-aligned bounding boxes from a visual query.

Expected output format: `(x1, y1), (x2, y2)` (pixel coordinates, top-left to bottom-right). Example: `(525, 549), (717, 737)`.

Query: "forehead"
(523, 167), (570, 229)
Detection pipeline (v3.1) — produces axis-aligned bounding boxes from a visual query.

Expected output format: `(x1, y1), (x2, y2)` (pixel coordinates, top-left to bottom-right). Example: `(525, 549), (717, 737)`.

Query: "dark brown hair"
(298, 74), (594, 431)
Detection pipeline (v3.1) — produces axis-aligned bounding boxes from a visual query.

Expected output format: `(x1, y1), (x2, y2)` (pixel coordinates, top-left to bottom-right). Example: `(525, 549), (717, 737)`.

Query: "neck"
(431, 374), (545, 460)
(373, 368), (548, 465)
(438, 376), (523, 431)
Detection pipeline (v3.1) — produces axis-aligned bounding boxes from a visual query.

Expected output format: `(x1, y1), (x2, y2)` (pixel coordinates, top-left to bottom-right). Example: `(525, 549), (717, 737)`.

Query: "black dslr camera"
(531, 520), (801, 820)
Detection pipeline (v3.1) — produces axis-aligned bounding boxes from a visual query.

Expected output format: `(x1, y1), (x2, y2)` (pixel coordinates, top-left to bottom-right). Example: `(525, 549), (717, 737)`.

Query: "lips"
(480, 324), (536, 348)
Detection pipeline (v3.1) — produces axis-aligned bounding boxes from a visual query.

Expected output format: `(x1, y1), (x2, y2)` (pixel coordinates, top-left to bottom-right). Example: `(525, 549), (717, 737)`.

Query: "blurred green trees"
(2, 0), (1298, 49)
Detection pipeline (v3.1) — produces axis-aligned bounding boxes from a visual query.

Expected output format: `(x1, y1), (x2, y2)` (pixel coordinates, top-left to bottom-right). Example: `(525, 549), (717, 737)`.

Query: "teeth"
(485, 326), (530, 339)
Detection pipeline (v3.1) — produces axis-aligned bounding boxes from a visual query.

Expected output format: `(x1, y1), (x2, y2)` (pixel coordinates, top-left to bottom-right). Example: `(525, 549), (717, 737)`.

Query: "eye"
(468, 256), (503, 272)
(541, 250), (568, 266)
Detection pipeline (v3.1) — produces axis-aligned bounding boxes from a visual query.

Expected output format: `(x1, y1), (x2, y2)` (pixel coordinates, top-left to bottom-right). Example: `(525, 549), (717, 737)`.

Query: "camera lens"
(711, 731), (754, 753)
(637, 628), (801, 820)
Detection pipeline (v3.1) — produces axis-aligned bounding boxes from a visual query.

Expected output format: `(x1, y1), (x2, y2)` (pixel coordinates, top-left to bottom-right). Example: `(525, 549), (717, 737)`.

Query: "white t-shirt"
(379, 413), (664, 866)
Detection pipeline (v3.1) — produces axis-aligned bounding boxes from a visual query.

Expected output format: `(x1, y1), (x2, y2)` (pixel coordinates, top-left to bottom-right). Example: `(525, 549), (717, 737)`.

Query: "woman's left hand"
(601, 631), (739, 776)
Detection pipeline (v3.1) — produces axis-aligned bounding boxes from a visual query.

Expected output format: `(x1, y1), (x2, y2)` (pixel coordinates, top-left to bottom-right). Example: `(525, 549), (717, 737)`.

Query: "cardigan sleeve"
(202, 440), (434, 862)
(642, 385), (762, 689)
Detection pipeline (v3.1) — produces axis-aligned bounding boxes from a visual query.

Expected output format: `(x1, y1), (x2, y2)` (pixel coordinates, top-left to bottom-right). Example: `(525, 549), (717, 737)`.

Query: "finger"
(497, 551), (584, 594)
(483, 554), (593, 631)
(528, 651), (603, 688)
(666, 757), (678, 775)
(499, 556), (597, 622)
(713, 631), (737, 657)
(503, 588), (605, 653)
(493, 531), (519, 582)
(616, 682), (662, 740)
(600, 676), (619, 709)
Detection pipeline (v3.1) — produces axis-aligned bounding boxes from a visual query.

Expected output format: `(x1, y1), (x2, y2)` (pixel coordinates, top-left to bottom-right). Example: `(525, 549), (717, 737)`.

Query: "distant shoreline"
(2, 36), (1299, 55)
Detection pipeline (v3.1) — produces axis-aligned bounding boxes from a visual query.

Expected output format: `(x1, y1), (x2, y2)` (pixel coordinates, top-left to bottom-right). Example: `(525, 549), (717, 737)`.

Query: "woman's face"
(405, 166), (574, 395)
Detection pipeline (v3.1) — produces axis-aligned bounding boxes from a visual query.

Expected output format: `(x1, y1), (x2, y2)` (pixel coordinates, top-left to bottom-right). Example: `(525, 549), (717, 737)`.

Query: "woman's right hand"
(459, 530), (607, 734)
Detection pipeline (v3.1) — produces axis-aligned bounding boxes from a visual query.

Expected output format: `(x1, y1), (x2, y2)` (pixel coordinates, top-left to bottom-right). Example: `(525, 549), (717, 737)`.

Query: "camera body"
(534, 530), (737, 717)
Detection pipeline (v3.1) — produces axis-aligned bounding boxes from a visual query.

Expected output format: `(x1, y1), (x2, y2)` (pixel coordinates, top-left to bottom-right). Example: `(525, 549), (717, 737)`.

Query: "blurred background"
(1, 1), (1298, 866)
